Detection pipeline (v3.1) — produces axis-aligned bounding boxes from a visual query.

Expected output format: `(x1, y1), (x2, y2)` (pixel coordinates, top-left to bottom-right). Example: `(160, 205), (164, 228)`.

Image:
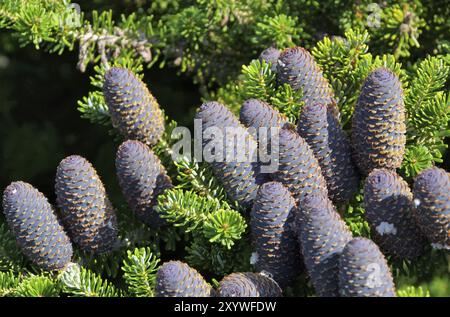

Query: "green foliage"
(397, 285), (430, 297)
(121, 247), (160, 297)
(405, 56), (450, 167)
(0, 222), (25, 271)
(1, 0), (450, 297)
(156, 189), (224, 233)
(240, 59), (277, 102)
(338, 1), (425, 60)
(341, 192), (371, 238)
(173, 157), (228, 202)
(186, 234), (252, 277)
(312, 29), (371, 127)
(156, 188), (246, 248)
(270, 83), (304, 123)
(0, 1), (157, 71)
(252, 14), (300, 48)
(14, 275), (59, 297)
(399, 145), (434, 179)
(203, 209), (246, 249)
(59, 263), (120, 297)
(0, 271), (20, 297)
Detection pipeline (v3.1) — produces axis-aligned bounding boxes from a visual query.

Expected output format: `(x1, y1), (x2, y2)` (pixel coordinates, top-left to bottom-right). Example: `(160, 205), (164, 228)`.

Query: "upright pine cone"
(55, 155), (118, 254)
(195, 101), (264, 208)
(272, 125), (328, 206)
(239, 99), (287, 130)
(2, 182), (73, 271)
(339, 237), (396, 297)
(364, 169), (427, 259)
(251, 182), (301, 288)
(155, 261), (214, 297)
(218, 272), (282, 297)
(413, 167), (450, 248)
(277, 46), (334, 107)
(103, 67), (165, 146)
(352, 67), (406, 175)
(259, 47), (280, 72)
(116, 140), (172, 228)
(298, 193), (353, 297)
(298, 103), (360, 203)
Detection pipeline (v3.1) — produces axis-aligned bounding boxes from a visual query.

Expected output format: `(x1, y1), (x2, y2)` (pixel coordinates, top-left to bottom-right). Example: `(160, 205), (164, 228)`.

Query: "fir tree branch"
(59, 263), (120, 297)
(14, 274), (59, 297)
(121, 247), (160, 297)
(0, 271), (20, 297)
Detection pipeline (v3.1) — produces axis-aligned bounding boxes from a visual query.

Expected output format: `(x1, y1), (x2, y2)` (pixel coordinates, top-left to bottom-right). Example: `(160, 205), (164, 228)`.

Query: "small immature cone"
(2, 182), (73, 271)
(195, 101), (265, 208)
(272, 125), (328, 206)
(413, 167), (450, 249)
(116, 140), (172, 228)
(352, 67), (406, 175)
(339, 238), (396, 297)
(251, 182), (301, 288)
(55, 155), (118, 254)
(298, 103), (360, 204)
(258, 47), (281, 72)
(277, 46), (334, 107)
(364, 169), (427, 259)
(218, 272), (282, 297)
(298, 193), (353, 297)
(155, 261), (214, 297)
(103, 67), (165, 147)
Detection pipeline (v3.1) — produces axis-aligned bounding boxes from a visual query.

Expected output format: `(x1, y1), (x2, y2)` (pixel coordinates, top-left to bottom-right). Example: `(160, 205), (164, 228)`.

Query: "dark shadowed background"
(0, 32), (201, 206)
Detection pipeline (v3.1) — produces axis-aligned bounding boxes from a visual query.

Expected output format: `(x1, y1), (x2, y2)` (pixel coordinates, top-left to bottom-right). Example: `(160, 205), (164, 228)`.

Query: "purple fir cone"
(339, 237), (396, 297)
(364, 169), (427, 259)
(103, 67), (165, 146)
(195, 101), (265, 208)
(352, 68), (406, 175)
(55, 155), (118, 254)
(298, 103), (360, 203)
(116, 140), (172, 228)
(155, 261), (214, 297)
(298, 193), (353, 297)
(413, 167), (450, 249)
(2, 181), (73, 271)
(218, 272), (282, 297)
(251, 181), (301, 287)
(277, 47), (334, 107)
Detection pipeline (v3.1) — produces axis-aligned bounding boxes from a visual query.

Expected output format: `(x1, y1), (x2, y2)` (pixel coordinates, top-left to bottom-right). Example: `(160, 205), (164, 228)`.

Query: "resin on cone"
(364, 169), (427, 259)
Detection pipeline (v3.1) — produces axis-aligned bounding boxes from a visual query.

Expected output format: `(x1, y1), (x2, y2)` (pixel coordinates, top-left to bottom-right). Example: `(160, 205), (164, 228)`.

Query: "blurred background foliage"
(0, 0), (449, 296)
